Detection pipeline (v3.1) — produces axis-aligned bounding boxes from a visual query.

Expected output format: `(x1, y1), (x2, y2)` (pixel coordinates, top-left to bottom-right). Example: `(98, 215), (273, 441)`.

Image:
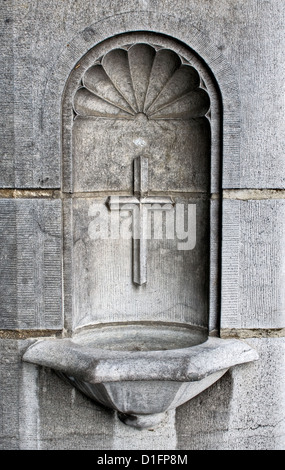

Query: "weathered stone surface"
(2, 338), (283, 450)
(72, 117), (210, 194)
(0, 1), (15, 188)
(176, 338), (285, 450)
(221, 199), (285, 329)
(71, 42), (210, 193)
(2, 1), (284, 188)
(0, 199), (62, 329)
(0, 340), (176, 449)
(209, 199), (220, 333)
(36, 366), (114, 450)
(0, 341), (21, 449)
(0, 340), (42, 450)
(0, 2), (62, 188)
(1, 0), (284, 451)
(23, 329), (257, 384)
(226, 338), (285, 450)
(65, 196), (209, 330)
(23, 326), (257, 430)
(220, 2), (285, 189)
(112, 409), (177, 450)
(0, 339), (114, 450)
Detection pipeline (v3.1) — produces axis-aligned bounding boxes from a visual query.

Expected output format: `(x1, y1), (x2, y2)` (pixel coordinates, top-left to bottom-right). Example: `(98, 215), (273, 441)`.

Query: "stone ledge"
(221, 328), (285, 339)
(0, 330), (63, 340)
(0, 189), (61, 198)
(223, 189), (285, 200)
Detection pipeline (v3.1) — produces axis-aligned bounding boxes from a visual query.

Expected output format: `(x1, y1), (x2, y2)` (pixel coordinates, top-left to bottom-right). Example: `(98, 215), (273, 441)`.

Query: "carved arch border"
(42, 11), (240, 190)
(62, 32), (220, 193)
(45, 11), (241, 332)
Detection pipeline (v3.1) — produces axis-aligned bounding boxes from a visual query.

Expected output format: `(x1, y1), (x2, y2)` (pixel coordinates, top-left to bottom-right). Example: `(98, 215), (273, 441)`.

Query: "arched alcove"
(23, 29), (258, 431)
(62, 32), (221, 333)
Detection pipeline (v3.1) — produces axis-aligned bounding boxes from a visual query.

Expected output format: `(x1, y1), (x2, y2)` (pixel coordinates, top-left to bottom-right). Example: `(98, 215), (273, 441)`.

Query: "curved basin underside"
(23, 323), (258, 429)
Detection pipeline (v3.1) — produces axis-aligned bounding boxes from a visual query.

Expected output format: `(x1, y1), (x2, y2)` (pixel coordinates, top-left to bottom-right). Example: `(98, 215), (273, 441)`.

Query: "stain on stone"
(82, 26), (96, 42)
(38, 177), (50, 185)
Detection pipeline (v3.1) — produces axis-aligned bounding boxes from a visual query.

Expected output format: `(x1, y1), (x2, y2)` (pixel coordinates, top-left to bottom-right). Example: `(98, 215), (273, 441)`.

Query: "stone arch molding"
(41, 11), (241, 190)
(63, 32), (218, 193)
(61, 29), (225, 332)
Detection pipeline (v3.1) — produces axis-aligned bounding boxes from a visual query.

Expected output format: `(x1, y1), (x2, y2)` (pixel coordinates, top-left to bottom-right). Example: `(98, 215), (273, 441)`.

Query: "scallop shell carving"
(73, 43), (210, 120)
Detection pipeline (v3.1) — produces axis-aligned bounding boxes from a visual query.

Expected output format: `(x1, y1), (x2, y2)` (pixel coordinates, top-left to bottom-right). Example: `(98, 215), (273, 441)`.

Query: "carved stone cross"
(107, 156), (174, 285)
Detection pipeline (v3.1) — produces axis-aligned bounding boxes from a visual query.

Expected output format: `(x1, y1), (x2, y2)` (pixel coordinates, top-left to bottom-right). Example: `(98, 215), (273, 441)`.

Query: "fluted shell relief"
(73, 44), (210, 120)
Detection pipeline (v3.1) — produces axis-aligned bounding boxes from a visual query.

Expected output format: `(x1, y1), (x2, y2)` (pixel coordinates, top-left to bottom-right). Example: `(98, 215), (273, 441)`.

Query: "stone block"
(0, 1), (15, 188)
(221, 199), (285, 329)
(36, 366), (114, 450)
(0, 340), (21, 450)
(176, 337), (285, 450)
(220, 1), (285, 189)
(0, 0), (64, 188)
(0, 199), (62, 329)
(0, 339), (114, 450)
(1, 2), (284, 189)
(226, 338), (285, 450)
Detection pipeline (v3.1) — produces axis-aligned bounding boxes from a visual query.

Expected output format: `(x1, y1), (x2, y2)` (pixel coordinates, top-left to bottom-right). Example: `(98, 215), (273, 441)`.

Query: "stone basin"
(22, 322), (258, 429)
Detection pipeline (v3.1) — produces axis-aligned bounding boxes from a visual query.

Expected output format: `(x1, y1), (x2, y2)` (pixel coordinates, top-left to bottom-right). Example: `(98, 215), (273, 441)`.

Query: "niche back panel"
(62, 34), (216, 331)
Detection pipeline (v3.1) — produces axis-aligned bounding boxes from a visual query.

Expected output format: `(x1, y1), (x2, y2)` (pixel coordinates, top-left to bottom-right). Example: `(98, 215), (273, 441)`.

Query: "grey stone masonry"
(221, 199), (285, 330)
(0, 339), (115, 450)
(0, 0), (284, 451)
(176, 338), (285, 450)
(0, 199), (62, 329)
(1, 1), (284, 189)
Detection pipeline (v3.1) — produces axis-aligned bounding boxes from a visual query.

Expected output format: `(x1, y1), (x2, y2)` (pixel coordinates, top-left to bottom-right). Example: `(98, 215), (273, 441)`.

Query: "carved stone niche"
(23, 33), (258, 429)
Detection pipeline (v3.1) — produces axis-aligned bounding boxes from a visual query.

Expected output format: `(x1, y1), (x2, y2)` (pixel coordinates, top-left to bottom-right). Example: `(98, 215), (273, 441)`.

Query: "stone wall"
(0, 0), (284, 450)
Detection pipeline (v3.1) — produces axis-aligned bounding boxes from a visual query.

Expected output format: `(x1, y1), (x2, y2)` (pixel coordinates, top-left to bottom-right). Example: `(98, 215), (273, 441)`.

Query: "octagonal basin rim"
(22, 322), (259, 384)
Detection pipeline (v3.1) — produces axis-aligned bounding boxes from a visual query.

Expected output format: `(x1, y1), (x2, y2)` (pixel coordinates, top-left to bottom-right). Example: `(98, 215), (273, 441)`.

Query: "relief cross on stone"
(106, 156), (174, 285)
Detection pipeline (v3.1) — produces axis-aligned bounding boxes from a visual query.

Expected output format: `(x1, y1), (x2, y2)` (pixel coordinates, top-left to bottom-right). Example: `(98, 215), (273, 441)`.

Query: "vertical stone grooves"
(0, 200), (62, 329)
(16, 202), (36, 328)
(63, 199), (74, 332)
(0, 200), (17, 328)
(0, 1), (15, 187)
(221, 201), (240, 328)
(43, 200), (63, 327)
